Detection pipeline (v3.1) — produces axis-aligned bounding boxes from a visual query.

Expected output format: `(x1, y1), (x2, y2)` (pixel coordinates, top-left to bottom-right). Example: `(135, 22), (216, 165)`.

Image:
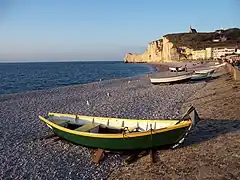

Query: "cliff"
(124, 28), (240, 63)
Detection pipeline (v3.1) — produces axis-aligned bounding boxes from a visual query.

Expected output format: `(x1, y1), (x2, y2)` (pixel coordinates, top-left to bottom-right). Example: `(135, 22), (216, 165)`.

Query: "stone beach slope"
(0, 67), (206, 179)
(109, 66), (240, 180)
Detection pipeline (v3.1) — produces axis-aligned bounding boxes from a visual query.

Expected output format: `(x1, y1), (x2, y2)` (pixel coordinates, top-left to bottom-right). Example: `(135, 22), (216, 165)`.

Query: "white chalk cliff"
(124, 28), (240, 63)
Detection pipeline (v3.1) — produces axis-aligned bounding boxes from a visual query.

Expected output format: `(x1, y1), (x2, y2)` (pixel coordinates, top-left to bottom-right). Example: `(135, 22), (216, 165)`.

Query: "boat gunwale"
(39, 115), (192, 139)
(194, 69), (215, 74)
(48, 112), (181, 123)
(191, 73), (210, 78)
(150, 75), (192, 83)
(150, 72), (193, 79)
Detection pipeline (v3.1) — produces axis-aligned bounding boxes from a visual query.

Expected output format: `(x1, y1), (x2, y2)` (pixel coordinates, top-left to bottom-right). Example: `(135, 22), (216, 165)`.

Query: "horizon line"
(0, 59), (123, 63)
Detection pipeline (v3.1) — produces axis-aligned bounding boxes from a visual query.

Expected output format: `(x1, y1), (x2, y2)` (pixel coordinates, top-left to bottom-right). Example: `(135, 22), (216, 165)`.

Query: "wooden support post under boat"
(92, 149), (105, 165)
(149, 149), (158, 163)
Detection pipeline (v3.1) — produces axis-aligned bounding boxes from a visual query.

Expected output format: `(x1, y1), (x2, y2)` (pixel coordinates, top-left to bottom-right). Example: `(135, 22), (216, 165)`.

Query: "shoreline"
(146, 63), (170, 72)
(0, 62), (155, 96)
(1, 60), (211, 97)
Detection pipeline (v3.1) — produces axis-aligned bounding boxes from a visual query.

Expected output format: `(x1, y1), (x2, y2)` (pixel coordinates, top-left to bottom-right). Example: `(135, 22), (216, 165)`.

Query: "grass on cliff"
(164, 28), (240, 50)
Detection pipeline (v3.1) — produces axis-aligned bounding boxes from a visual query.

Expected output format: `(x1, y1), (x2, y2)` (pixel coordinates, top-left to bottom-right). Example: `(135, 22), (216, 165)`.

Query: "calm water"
(0, 61), (154, 95)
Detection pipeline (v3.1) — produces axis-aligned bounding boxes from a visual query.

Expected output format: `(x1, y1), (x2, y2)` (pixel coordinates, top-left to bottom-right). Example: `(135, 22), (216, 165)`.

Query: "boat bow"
(172, 105), (201, 148)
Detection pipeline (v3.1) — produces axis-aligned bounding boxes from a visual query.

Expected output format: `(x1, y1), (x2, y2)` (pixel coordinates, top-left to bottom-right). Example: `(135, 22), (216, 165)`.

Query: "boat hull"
(150, 75), (192, 84)
(194, 69), (214, 74)
(50, 125), (189, 150)
(39, 106), (200, 150)
(191, 73), (210, 81)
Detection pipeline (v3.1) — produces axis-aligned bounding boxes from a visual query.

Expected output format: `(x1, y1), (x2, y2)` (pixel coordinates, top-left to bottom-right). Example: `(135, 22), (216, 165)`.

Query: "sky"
(0, 0), (239, 62)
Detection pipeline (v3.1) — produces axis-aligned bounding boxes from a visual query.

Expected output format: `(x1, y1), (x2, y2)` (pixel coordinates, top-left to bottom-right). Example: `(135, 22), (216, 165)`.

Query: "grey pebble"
(0, 76), (205, 179)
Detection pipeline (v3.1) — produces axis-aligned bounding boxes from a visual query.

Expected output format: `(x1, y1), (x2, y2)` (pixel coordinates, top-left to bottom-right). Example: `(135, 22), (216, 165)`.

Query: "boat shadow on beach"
(131, 118), (240, 154)
(38, 118), (240, 165)
(180, 118), (240, 148)
(105, 118), (240, 164)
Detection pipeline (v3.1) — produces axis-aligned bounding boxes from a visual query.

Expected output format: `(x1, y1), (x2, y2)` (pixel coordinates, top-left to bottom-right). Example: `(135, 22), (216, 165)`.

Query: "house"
(212, 35), (227, 42)
(212, 47), (236, 59)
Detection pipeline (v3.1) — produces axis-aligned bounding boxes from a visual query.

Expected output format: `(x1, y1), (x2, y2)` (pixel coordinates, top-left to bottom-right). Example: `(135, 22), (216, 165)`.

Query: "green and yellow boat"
(39, 106), (200, 150)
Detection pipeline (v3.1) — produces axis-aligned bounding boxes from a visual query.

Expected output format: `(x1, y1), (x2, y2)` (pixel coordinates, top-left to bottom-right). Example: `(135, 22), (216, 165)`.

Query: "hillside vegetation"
(164, 28), (240, 50)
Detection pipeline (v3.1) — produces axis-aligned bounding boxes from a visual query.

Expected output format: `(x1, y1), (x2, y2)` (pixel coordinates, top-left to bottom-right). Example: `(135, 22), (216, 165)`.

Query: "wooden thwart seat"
(122, 126), (139, 133)
(52, 119), (69, 126)
(128, 126), (138, 132)
(74, 123), (99, 132)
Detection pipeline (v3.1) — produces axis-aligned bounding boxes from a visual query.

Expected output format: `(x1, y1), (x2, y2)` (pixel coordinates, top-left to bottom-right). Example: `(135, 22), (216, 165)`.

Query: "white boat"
(194, 68), (215, 74)
(169, 66), (186, 72)
(208, 62), (226, 69)
(150, 73), (192, 84)
(169, 67), (177, 71)
(194, 63), (226, 74)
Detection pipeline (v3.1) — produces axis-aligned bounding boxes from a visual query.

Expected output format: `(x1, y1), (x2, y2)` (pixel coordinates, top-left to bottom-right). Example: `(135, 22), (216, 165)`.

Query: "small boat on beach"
(150, 73), (192, 84)
(39, 106), (200, 150)
(205, 62), (226, 70)
(194, 68), (215, 74)
(212, 62), (226, 68)
(191, 72), (210, 81)
(192, 62), (226, 75)
(169, 66), (186, 72)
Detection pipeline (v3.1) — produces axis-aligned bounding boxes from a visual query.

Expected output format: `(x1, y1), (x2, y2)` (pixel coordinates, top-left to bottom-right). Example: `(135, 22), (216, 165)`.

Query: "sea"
(0, 61), (154, 95)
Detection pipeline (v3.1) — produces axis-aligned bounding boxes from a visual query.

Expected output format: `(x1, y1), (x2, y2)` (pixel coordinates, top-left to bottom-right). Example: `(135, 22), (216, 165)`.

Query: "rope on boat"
(150, 124), (154, 150)
(75, 115), (78, 123)
(150, 124), (153, 141)
(122, 127), (129, 139)
(172, 125), (192, 149)
(172, 105), (197, 149)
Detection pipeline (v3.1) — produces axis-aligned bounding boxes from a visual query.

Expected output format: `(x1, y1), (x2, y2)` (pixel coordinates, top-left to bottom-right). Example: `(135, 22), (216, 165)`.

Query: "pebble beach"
(0, 69), (206, 179)
(108, 65), (240, 180)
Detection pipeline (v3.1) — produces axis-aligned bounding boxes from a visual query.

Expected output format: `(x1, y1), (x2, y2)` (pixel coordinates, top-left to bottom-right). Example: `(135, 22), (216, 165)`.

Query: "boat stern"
(181, 106), (201, 128)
